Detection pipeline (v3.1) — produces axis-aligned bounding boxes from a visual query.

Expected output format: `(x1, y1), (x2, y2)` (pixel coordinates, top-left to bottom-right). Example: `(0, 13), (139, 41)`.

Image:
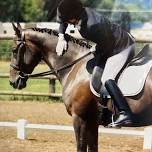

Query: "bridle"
(10, 31), (93, 80)
(10, 31), (29, 82)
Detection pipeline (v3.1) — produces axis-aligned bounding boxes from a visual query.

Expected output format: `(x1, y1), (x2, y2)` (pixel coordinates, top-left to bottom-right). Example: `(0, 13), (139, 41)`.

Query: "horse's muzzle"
(9, 75), (28, 90)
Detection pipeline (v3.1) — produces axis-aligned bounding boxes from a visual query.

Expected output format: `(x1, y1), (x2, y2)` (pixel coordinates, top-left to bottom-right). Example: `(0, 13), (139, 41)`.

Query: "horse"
(9, 23), (152, 152)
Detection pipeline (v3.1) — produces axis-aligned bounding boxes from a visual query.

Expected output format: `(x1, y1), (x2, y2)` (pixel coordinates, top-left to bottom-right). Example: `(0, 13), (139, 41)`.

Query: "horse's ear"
(17, 22), (22, 31)
(12, 22), (21, 37)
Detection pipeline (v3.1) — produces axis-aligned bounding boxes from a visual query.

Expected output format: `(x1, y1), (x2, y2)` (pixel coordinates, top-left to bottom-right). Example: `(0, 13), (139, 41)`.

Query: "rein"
(11, 51), (92, 78)
(29, 51), (92, 78)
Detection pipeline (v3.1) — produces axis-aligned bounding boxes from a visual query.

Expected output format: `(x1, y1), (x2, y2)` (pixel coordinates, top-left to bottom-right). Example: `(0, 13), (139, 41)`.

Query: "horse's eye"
(13, 52), (17, 59)
(12, 48), (17, 58)
(12, 47), (17, 53)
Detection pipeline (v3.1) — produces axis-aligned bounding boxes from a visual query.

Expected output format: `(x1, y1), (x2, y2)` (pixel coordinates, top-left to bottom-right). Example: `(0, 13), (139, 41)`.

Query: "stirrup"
(108, 113), (132, 128)
(108, 114), (121, 128)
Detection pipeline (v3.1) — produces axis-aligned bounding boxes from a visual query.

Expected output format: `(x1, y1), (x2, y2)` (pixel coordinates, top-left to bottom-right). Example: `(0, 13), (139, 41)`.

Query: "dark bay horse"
(10, 23), (152, 152)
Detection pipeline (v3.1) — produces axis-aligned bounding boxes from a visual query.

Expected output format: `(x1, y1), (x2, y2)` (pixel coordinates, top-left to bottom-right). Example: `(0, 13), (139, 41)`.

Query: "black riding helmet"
(57, 0), (84, 22)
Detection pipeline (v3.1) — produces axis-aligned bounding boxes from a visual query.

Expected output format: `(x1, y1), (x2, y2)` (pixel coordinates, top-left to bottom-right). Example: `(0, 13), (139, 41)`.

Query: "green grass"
(0, 40), (13, 61)
(0, 61), (62, 101)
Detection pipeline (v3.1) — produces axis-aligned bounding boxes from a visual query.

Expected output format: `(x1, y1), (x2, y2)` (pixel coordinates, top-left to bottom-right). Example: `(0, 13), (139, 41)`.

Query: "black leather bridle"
(10, 31), (92, 79)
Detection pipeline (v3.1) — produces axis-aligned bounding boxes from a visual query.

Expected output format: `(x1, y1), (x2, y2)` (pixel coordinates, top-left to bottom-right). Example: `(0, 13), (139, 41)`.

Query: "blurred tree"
(0, 0), (21, 21)
(43, 0), (62, 21)
(0, 0), (46, 22)
(20, 0), (46, 22)
(81, 0), (101, 8)
(98, 0), (114, 9)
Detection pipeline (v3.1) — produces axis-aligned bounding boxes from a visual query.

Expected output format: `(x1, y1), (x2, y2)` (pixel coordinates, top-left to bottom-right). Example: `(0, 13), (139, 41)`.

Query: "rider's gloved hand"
(56, 33), (68, 56)
(90, 44), (96, 54)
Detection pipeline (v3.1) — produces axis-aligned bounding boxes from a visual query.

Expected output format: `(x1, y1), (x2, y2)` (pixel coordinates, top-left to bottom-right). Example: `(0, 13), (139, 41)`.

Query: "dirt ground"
(0, 101), (150, 152)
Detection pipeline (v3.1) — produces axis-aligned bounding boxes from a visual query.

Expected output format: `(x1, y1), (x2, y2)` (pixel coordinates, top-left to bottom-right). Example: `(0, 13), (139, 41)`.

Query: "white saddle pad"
(118, 60), (152, 96)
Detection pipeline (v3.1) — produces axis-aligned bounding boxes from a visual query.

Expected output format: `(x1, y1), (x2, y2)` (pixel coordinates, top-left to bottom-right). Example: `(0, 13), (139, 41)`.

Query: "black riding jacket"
(59, 7), (135, 58)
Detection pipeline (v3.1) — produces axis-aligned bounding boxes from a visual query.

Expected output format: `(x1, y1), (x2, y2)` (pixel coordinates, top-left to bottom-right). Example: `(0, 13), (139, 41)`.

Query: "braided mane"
(31, 27), (91, 49)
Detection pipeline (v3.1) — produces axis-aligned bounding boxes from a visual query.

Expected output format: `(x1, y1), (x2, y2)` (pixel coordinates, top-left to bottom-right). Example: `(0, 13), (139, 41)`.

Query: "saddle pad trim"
(90, 75), (100, 97)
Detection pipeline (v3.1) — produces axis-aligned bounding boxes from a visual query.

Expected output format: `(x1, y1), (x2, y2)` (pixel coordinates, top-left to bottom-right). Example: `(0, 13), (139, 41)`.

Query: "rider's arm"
(56, 22), (68, 56)
(59, 22), (68, 34)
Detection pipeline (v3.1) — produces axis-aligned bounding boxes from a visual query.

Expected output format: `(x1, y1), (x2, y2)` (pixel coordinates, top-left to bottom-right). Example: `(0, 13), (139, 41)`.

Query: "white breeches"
(101, 44), (135, 85)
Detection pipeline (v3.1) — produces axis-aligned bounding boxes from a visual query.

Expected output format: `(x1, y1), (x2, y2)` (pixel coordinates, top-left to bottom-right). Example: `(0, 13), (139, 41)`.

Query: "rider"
(56, 0), (135, 127)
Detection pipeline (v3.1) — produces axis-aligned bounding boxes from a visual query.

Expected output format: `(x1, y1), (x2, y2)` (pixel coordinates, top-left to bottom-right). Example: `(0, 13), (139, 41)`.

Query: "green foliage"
(97, 0), (114, 9)
(0, 40), (13, 60)
(81, 0), (114, 9)
(20, 0), (47, 22)
(0, 0), (21, 21)
(0, 0), (47, 22)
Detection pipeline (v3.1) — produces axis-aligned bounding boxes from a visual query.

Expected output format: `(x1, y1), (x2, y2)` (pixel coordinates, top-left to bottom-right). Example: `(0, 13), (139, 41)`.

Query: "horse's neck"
(47, 40), (90, 85)
(45, 36), (90, 85)
(26, 30), (90, 85)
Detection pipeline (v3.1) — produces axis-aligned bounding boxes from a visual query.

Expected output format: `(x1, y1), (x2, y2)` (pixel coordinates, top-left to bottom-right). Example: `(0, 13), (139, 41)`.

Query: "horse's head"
(10, 23), (42, 89)
(10, 23), (92, 89)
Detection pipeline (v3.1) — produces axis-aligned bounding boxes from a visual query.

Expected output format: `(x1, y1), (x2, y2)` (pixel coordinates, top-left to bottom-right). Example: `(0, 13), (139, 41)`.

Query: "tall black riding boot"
(105, 79), (133, 127)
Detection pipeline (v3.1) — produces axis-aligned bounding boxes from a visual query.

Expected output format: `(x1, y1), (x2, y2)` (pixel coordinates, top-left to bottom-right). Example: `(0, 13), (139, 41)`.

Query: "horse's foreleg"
(87, 104), (98, 152)
(87, 119), (98, 152)
(73, 114), (87, 152)
(72, 108), (98, 152)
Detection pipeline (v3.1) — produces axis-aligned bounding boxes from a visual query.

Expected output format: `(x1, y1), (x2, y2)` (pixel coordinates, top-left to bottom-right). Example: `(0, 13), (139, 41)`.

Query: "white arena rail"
(0, 119), (152, 150)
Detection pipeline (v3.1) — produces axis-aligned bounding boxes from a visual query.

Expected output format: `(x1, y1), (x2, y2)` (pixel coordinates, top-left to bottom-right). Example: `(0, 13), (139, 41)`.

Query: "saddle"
(90, 44), (152, 97)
